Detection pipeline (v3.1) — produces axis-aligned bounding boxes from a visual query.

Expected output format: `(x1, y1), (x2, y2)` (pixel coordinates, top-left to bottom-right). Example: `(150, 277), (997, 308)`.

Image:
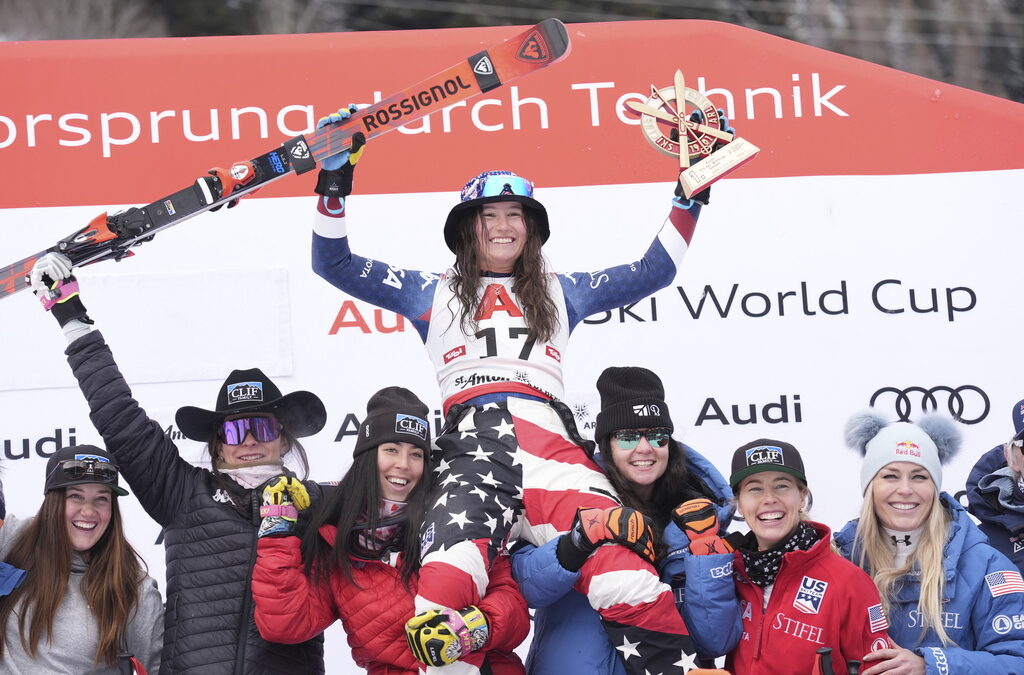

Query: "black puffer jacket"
(66, 331), (325, 675)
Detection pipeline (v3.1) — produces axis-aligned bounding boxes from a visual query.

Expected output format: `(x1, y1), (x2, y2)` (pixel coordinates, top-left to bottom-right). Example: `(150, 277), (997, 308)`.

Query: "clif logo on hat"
(395, 414), (428, 441)
(894, 441), (922, 458)
(746, 445), (784, 466)
(227, 381), (264, 405)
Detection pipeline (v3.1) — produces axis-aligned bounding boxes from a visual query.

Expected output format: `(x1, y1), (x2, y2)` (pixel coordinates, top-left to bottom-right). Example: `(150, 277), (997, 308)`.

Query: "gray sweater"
(0, 516), (163, 674)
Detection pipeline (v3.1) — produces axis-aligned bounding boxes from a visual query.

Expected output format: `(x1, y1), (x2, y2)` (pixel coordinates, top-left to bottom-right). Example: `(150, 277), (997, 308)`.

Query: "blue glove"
(317, 104), (362, 172)
(313, 104), (366, 198)
(658, 520), (691, 580)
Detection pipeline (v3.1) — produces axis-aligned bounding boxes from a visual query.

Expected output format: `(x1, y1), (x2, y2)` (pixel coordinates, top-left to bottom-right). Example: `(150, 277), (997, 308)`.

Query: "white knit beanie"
(845, 411), (961, 493)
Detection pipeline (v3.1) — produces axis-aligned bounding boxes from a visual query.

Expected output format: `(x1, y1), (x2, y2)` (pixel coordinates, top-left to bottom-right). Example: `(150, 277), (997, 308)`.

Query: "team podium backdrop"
(1, 19), (1022, 673)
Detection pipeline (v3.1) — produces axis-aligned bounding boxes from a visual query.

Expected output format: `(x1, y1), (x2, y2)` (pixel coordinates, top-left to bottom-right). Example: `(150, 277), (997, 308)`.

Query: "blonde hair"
(854, 486), (954, 646)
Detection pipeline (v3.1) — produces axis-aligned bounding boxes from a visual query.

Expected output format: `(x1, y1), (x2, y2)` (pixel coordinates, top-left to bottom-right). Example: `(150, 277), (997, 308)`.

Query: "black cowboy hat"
(175, 367), (327, 442)
(443, 170), (549, 254)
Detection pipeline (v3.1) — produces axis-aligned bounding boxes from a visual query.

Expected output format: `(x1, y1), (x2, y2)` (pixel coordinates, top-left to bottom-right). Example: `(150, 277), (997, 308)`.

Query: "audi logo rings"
(869, 385), (990, 424)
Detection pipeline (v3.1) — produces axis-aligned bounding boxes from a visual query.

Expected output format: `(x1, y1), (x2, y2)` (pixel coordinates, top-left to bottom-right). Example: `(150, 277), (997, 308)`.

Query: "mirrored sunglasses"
(612, 428), (672, 451)
(461, 172), (534, 202)
(53, 457), (119, 483)
(219, 415), (282, 445)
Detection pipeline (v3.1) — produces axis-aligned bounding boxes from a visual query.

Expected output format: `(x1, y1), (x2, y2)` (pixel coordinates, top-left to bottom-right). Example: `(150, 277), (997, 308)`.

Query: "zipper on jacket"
(752, 554), (791, 662)
(234, 491), (262, 675)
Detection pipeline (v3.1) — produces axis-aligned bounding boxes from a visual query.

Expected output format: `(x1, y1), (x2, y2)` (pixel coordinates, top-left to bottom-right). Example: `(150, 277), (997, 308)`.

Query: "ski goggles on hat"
(612, 428), (672, 450)
(460, 172), (534, 202)
(219, 415), (282, 445)
(50, 455), (119, 483)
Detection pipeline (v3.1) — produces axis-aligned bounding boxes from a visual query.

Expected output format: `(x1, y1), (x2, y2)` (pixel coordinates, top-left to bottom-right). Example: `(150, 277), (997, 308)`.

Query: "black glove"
(671, 108), (736, 206)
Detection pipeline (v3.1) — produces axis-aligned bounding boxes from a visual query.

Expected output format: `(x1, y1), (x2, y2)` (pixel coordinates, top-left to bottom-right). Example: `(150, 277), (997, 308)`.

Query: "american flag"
(417, 399), (699, 675)
(985, 570), (1024, 597)
(867, 603), (889, 633)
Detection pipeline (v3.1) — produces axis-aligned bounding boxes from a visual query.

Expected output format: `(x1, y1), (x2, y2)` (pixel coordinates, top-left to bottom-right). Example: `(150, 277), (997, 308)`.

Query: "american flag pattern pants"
(415, 397), (698, 674)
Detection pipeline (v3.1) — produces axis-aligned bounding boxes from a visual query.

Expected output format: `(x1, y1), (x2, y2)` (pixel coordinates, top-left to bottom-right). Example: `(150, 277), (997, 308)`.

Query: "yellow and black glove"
(405, 605), (489, 667)
(257, 476), (310, 538)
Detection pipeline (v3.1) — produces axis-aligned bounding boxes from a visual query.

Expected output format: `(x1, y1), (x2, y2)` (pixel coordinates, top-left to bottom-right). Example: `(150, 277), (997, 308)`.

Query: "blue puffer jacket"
(966, 446), (1024, 574)
(510, 443), (732, 674)
(835, 493), (1024, 675)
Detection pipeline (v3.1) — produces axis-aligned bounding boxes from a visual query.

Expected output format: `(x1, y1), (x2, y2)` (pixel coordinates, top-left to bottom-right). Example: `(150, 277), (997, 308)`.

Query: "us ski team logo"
(794, 576), (828, 614)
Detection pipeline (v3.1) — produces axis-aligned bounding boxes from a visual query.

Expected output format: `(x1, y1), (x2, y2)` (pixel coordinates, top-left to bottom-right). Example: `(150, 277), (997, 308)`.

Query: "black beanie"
(594, 367), (673, 442)
(353, 387), (431, 457)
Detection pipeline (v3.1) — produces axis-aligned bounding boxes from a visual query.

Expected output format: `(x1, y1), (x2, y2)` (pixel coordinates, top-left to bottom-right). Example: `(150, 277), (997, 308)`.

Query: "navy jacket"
(966, 446), (1024, 573)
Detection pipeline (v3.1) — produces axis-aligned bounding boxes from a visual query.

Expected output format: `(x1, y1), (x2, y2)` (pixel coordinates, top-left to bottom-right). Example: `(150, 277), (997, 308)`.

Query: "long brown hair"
(301, 447), (433, 588)
(0, 488), (146, 666)
(600, 436), (706, 530)
(449, 206), (559, 342)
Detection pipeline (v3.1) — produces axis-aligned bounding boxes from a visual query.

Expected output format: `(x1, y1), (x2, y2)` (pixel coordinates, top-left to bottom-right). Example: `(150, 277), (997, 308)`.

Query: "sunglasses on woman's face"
(219, 415), (281, 445)
(612, 428), (672, 451)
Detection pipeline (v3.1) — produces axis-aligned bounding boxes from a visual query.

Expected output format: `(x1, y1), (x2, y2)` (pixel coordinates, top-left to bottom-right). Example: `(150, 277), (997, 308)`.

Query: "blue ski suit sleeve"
(511, 538), (580, 608)
(673, 549), (744, 659)
(311, 196), (439, 342)
(557, 198), (702, 330)
(312, 192), (702, 341)
(660, 444), (741, 659)
(916, 545), (1024, 674)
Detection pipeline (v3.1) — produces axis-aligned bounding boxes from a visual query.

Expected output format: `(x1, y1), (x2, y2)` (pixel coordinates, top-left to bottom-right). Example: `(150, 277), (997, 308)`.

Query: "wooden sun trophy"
(627, 70), (759, 198)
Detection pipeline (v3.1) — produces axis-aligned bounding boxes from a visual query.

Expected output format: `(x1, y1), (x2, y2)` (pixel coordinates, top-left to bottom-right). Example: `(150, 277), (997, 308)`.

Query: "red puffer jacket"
(252, 525), (529, 674)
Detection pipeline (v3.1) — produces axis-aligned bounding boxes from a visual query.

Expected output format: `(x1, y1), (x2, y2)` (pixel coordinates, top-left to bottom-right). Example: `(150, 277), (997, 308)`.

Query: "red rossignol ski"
(0, 18), (570, 300)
